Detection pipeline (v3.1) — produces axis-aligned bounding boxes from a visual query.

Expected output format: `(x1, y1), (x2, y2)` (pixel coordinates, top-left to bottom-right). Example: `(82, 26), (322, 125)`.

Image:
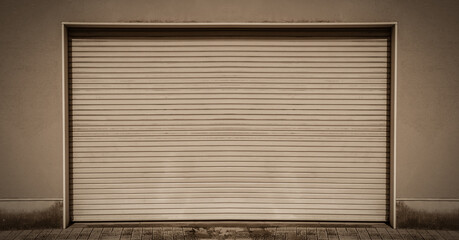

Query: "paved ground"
(0, 226), (458, 240)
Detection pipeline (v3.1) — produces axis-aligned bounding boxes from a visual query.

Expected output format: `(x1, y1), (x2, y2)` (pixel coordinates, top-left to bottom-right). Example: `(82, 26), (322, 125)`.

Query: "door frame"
(62, 22), (398, 228)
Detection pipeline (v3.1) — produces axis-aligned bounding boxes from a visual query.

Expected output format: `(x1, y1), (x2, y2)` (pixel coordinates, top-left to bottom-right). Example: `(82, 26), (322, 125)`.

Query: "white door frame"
(62, 22), (398, 228)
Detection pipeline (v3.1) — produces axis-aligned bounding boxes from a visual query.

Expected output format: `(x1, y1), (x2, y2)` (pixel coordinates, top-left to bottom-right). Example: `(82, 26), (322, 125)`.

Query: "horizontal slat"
(71, 62), (388, 68)
(69, 38), (390, 48)
(71, 156), (388, 163)
(70, 177), (388, 184)
(71, 109), (388, 115)
(70, 83), (389, 89)
(71, 67), (388, 74)
(71, 121), (388, 128)
(70, 95), (389, 101)
(71, 145), (387, 153)
(71, 135), (388, 142)
(71, 161), (387, 168)
(71, 129), (388, 136)
(71, 172), (389, 178)
(70, 99), (389, 105)
(71, 73), (389, 79)
(70, 146), (387, 153)
(70, 78), (389, 84)
(70, 191), (388, 199)
(70, 182), (387, 190)
(72, 166), (388, 174)
(72, 123), (388, 131)
(72, 208), (386, 216)
(71, 45), (389, 51)
(70, 56), (390, 63)
(71, 140), (387, 147)
(72, 152), (388, 158)
(70, 90), (388, 96)
(72, 214), (386, 222)
(70, 39), (389, 46)
(71, 167), (387, 175)
(70, 104), (389, 111)
(70, 80), (389, 86)
(72, 172), (388, 179)
(72, 187), (386, 195)
(71, 121), (389, 128)
(72, 110), (389, 118)
(70, 116), (388, 122)
(71, 203), (387, 211)
(70, 51), (389, 57)
(73, 124), (388, 130)
(70, 130), (388, 137)
(70, 119), (387, 127)
(71, 198), (387, 205)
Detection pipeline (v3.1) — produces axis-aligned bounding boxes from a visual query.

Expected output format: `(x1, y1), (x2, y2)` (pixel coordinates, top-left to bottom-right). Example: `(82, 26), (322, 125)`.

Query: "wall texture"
(0, 0), (458, 229)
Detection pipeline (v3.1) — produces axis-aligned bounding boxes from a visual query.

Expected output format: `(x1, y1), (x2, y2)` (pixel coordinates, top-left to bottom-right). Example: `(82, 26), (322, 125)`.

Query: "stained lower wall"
(0, 200), (62, 229)
(396, 200), (459, 229)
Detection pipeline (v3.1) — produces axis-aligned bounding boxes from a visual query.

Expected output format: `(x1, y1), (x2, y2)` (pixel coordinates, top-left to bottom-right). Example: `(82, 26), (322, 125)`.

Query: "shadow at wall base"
(0, 201), (62, 230)
(396, 201), (459, 230)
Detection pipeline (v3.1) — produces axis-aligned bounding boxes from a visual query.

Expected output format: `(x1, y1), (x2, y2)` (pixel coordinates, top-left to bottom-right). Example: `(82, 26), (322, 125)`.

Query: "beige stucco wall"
(0, 0), (458, 222)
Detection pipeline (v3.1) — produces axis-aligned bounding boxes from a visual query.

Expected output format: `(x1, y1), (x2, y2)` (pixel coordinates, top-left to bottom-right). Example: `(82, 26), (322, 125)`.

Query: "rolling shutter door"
(69, 28), (390, 222)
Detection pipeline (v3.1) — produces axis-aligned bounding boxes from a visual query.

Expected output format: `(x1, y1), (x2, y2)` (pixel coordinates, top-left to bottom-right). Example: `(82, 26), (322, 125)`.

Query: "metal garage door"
(69, 28), (390, 222)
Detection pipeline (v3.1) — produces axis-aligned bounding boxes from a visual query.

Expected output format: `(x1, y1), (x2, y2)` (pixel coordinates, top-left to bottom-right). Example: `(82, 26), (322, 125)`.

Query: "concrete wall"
(0, 0), (458, 229)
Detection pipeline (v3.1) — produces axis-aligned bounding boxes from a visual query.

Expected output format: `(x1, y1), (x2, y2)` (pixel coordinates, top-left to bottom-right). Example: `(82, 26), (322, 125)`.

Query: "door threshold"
(70, 221), (390, 229)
